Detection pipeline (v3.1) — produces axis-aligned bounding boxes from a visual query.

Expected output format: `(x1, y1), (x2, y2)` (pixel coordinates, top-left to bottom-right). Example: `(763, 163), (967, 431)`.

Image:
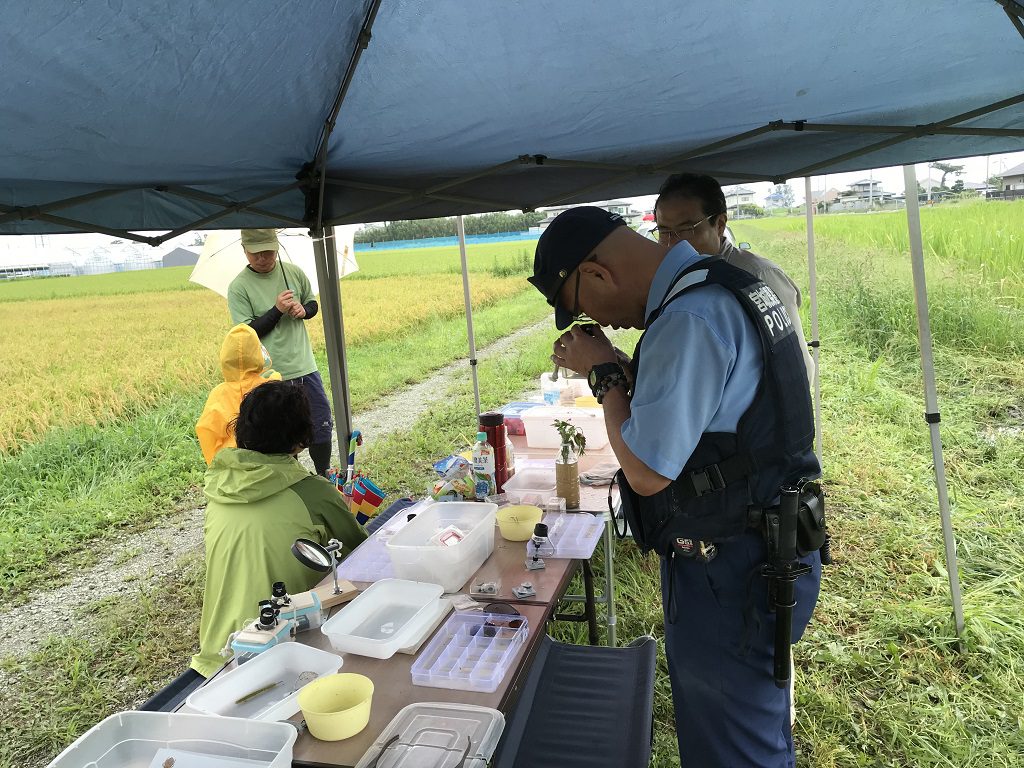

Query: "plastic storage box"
(355, 702), (505, 768)
(501, 467), (557, 505)
(185, 642), (341, 721)
(385, 502), (497, 592)
(520, 406), (609, 450)
(321, 578), (443, 658)
(45, 711), (296, 768)
(410, 611), (529, 693)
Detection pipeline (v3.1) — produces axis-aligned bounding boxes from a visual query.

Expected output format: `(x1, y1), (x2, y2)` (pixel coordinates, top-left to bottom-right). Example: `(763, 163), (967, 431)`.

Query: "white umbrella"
(189, 226), (358, 298)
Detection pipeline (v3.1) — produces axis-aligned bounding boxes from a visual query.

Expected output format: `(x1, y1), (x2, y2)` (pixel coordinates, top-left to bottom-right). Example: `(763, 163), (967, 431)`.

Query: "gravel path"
(0, 315), (553, 663)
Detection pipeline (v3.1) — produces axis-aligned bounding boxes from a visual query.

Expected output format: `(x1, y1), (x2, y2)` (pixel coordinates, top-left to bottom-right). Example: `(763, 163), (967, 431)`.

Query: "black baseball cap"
(528, 206), (627, 329)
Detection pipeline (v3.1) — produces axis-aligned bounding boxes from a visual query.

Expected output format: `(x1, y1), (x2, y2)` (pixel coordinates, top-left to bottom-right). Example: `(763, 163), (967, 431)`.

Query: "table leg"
(582, 560), (599, 645)
(604, 513), (617, 647)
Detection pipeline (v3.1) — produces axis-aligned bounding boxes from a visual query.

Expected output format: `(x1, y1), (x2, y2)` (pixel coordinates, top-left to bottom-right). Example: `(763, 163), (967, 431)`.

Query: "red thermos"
(479, 412), (509, 492)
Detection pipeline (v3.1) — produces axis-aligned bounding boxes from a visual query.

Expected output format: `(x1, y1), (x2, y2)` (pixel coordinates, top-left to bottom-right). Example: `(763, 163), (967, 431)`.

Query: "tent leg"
(312, 226), (353, 463)
(804, 177), (823, 463)
(901, 164), (965, 640)
(456, 216), (482, 423)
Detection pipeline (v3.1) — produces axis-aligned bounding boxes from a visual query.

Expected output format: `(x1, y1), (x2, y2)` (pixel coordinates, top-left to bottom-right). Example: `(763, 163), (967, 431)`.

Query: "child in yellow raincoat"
(196, 324), (281, 464)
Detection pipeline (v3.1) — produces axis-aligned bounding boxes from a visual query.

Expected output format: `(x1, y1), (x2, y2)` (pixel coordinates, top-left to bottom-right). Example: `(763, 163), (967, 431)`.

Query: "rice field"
(0, 271), (527, 453)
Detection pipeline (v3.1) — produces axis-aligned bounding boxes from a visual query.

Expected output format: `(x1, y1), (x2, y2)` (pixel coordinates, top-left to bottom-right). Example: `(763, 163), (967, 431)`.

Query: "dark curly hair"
(656, 173), (728, 218)
(233, 380), (313, 455)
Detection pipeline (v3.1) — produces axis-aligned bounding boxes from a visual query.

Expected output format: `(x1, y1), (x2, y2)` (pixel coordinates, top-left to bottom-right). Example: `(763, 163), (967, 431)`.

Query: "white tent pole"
(804, 177), (823, 462)
(901, 164), (965, 639)
(456, 215), (482, 423)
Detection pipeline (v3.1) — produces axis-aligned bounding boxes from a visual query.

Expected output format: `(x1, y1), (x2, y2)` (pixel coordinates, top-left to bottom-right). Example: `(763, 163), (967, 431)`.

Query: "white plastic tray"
(45, 711), (296, 768)
(185, 643), (341, 721)
(411, 611), (528, 693)
(385, 502), (497, 592)
(501, 467), (557, 505)
(321, 578), (444, 658)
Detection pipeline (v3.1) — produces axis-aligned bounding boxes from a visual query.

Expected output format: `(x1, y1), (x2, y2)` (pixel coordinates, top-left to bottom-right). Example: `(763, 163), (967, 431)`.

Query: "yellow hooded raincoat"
(196, 324), (280, 464)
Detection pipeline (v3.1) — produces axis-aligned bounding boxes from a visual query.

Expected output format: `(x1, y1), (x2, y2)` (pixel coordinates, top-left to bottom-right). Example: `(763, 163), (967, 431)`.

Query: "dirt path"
(0, 316), (552, 662)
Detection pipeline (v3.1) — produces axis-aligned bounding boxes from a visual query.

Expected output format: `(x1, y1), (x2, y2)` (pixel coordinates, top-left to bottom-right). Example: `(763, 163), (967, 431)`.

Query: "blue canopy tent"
(4, 0), (1024, 637)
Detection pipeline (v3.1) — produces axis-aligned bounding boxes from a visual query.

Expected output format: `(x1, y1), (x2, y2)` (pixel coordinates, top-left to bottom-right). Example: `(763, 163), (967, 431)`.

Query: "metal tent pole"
(456, 215), (482, 423)
(804, 177), (823, 461)
(311, 226), (353, 464)
(901, 164), (965, 639)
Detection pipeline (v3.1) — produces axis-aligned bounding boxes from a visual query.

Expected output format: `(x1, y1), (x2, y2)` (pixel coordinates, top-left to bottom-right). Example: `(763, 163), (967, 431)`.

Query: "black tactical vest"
(618, 256), (819, 553)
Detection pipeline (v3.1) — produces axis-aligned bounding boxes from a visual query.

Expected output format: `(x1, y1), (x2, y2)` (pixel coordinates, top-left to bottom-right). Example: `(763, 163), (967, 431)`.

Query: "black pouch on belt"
(795, 481), (827, 557)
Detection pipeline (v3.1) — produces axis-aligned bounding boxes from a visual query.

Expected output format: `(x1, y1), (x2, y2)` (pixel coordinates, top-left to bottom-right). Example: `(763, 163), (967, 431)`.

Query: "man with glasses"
(654, 173), (814, 382)
(527, 207), (821, 768)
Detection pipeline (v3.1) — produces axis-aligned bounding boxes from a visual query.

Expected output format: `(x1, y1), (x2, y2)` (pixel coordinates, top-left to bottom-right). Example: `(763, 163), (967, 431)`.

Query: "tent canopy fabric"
(2, 0), (1023, 239)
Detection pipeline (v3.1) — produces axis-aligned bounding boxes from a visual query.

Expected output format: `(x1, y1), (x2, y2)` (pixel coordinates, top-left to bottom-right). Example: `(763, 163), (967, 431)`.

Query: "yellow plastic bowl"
(297, 673), (374, 741)
(496, 505), (544, 541)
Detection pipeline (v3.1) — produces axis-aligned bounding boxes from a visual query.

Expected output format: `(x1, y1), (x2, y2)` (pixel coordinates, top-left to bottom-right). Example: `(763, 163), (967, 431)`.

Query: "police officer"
(528, 206), (822, 767)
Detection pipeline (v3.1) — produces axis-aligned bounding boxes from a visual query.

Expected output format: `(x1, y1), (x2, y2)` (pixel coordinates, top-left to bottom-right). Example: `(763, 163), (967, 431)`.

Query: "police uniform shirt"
(621, 242), (764, 482)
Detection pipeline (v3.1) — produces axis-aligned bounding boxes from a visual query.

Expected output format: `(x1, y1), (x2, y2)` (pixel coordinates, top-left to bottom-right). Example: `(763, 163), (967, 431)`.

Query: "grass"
(0, 265), (202, 302)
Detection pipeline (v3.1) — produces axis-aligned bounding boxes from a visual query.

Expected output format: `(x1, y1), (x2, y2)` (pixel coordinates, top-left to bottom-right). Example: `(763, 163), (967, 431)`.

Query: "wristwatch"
(588, 362), (628, 403)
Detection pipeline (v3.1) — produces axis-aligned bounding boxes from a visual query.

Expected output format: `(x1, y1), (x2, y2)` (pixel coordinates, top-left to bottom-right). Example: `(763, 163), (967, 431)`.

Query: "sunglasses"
(470, 602), (525, 636)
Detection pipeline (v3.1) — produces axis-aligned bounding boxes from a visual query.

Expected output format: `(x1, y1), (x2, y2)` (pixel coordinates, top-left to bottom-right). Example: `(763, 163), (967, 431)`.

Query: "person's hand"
(551, 325), (617, 376)
(288, 302), (306, 319)
(275, 290), (295, 313)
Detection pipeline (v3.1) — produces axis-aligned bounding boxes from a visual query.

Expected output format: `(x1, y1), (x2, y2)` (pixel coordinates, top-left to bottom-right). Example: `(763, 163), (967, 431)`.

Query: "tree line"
(354, 212), (545, 243)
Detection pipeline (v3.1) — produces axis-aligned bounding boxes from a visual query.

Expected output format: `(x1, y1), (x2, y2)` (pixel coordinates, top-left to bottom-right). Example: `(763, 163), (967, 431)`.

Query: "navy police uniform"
(618, 243), (822, 767)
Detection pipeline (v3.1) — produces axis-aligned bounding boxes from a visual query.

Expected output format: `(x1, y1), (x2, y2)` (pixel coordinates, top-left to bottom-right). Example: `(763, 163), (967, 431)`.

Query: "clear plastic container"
(501, 467), (557, 505)
(320, 578), (443, 658)
(543, 511), (605, 559)
(45, 711), (296, 768)
(410, 611), (529, 693)
(385, 502), (497, 592)
(185, 642), (341, 721)
(520, 406), (610, 450)
(355, 703), (505, 768)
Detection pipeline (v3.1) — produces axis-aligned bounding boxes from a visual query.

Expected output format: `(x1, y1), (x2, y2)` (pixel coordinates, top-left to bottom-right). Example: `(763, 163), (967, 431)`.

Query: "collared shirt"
(621, 242), (763, 480)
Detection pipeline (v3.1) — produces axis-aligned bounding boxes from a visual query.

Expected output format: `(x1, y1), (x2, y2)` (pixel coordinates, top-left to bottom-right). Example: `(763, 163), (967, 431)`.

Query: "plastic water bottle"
(472, 431), (496, 500)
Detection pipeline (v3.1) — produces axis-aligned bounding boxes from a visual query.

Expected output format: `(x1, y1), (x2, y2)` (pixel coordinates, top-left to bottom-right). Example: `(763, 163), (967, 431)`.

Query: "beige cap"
(240, 229), (280, 253)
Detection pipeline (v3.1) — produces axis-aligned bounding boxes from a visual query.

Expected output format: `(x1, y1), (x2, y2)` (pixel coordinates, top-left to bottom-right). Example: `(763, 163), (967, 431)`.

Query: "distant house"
(723, 186), (755, 211)
(538, 199), (638, 229)
(1002, 161), (1024, 191)
(809, 188), (840, 205)
(833, 178), (894, 210)
(162, 247), (200, 268)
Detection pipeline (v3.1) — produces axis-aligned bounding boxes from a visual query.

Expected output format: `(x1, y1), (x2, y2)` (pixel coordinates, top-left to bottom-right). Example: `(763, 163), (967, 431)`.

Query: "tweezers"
(366, 733), (472, 768)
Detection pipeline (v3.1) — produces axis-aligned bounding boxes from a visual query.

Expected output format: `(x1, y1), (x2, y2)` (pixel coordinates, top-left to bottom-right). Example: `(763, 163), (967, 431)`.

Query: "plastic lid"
(477, 431), (488, 441)
(479, 411), (505, 426)
(355, 702), (505, 768)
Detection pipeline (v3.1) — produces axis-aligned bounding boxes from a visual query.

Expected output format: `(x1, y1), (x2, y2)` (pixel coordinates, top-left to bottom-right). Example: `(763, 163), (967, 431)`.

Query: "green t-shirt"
(227, 261), (317, 379)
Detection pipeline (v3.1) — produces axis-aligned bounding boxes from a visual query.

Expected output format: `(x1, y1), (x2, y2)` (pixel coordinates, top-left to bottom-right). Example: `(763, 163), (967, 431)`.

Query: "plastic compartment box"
(385, 502), (497, 592)
(543, 511), (605, 559)
(410, 611), (529, 693)
(501, 467), (557, 505)
(334, 535), (395, 583)
(355, 702), (505, 768)
(45, 711), (296, 768)
(185, 643), (341, 722)
(321, 578), (444, 658)
(520, 406), (609, 450)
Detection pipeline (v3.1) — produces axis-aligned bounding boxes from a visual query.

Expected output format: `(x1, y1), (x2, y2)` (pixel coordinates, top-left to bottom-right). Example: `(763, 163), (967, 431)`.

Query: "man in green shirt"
(227, 229), (334, 474)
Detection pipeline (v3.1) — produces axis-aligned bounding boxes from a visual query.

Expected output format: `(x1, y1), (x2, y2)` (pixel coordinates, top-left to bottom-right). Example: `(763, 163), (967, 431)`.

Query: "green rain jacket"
(191, 448), (367, 677)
